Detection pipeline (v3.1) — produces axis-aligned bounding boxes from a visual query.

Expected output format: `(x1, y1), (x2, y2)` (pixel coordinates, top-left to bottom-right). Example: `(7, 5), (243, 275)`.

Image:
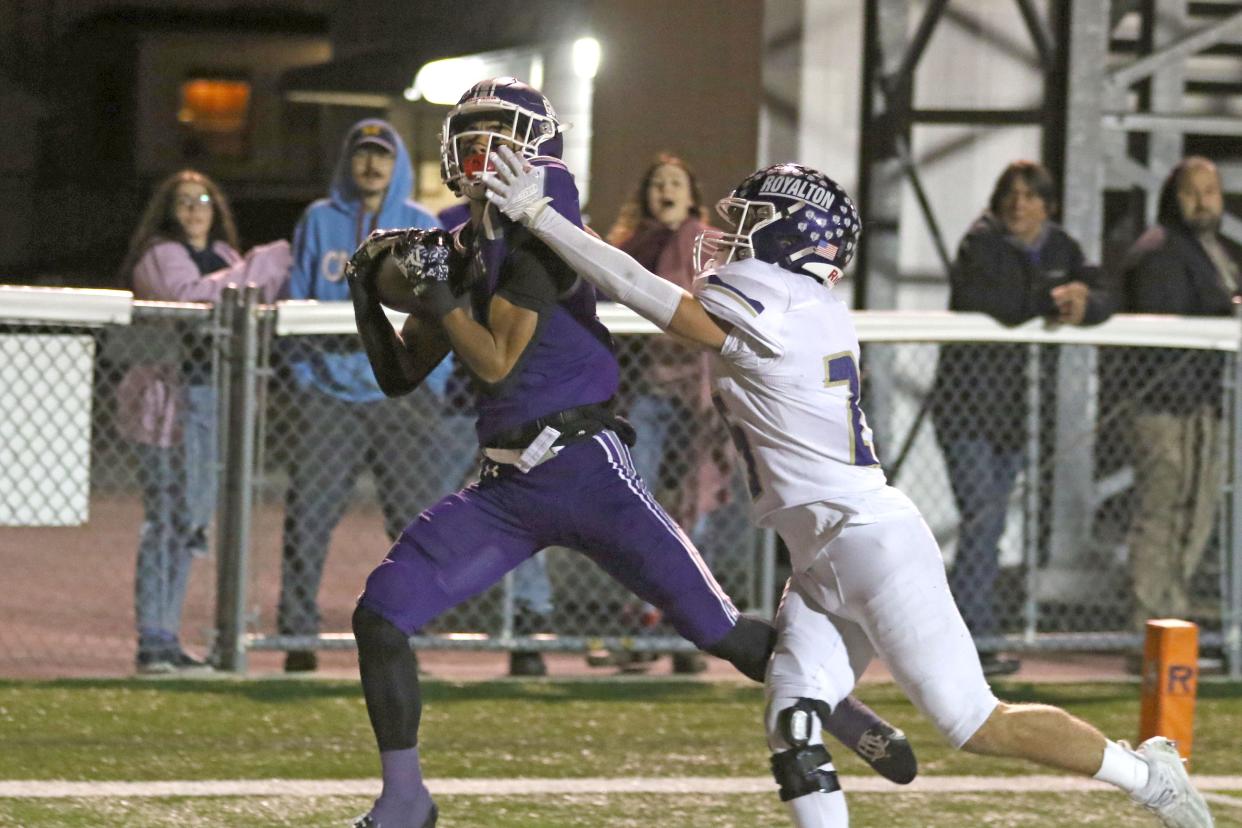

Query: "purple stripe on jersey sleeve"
(532, 158), (583, 229)
(705, 274), (765, 314)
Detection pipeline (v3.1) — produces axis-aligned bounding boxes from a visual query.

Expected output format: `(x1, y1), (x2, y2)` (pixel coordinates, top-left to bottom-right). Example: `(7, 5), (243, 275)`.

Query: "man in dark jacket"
(1120, 156), (1238, 638)
(931, 161), (1111, 676)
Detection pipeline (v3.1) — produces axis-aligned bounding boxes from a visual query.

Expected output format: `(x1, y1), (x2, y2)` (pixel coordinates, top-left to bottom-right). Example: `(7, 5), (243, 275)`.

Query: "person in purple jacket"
(116, 169), (291, 674)
(343, 78), (913, 828)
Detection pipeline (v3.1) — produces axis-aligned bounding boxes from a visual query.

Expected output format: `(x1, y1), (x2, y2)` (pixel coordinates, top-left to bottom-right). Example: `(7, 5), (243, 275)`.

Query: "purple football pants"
(358, 430), (740, 648)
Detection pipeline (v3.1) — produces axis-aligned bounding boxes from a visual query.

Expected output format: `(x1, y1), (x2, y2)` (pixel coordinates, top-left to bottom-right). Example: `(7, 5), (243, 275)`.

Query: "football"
(374, 252), (422, 314)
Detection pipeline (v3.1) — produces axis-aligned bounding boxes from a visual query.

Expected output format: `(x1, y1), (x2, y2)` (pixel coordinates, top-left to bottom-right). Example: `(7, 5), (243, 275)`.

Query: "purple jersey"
(458, 158), (620, 445)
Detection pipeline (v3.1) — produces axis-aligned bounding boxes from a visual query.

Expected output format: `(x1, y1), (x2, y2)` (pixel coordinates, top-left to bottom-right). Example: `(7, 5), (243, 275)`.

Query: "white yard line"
(1204, 792), (1242, 810)
(2, 776), (1241, 799)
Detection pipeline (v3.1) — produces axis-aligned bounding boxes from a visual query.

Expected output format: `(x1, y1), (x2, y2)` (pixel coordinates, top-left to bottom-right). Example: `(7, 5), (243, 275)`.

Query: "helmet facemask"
(692, 197), (776, 271)
(441, 103), (559, 198)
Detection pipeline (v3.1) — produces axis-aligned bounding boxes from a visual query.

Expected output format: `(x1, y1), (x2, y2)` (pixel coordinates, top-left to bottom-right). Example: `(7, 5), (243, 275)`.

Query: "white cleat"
(1131, 737), (1214, 828)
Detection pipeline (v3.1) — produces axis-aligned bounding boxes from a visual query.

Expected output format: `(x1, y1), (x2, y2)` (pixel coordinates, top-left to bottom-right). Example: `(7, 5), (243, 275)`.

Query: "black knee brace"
(353, 604), (421, 751)
(771, 745), (841, 801)
(704, 615), (776, 682)
(771, 698), (841, 801)
(776, 698), (834, 747)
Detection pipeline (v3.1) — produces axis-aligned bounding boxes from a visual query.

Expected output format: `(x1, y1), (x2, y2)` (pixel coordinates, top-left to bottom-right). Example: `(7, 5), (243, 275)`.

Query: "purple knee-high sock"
(370, 747), (433, 827)
(822, 695), (880, 748)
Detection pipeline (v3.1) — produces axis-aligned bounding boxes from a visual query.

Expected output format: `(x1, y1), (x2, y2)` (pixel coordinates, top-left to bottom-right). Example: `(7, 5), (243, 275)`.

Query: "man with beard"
(1120, 156), (1239, 640)
(279, 119), (457, 673)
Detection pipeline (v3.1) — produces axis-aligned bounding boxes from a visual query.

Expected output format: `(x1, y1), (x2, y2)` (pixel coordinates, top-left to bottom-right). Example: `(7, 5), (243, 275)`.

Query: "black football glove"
(345, 228), (409, 309)
(389, 228), (467, 319)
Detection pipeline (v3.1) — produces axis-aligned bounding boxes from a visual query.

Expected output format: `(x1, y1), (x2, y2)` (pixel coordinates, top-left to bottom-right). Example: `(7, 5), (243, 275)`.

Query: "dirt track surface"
(0, 492), (391, 679)
(1, 492), (1143, 682)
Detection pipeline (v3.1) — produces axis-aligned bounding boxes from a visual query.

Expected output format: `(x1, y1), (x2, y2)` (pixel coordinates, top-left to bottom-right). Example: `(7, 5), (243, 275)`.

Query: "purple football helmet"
(440, 76), (563, 198)
(694, 163), (861, 285)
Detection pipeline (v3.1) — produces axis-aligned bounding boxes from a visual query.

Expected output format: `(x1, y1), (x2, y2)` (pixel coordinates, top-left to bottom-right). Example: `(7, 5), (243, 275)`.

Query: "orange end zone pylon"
(1138, 619), (1199, 763)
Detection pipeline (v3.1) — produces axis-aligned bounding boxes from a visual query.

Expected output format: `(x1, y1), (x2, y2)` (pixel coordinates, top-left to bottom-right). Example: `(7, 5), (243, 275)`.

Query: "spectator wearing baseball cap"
(347, 121), (398, 156)
(277, 118), (470, 673)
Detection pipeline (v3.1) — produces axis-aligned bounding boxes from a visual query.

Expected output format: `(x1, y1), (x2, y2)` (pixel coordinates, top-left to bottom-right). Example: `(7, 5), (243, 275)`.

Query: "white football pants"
(764, 499), (999, 827)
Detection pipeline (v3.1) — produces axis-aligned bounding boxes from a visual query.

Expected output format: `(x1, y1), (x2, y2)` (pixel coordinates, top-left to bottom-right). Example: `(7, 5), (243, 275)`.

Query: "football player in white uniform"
(485, 147), (1213, 828)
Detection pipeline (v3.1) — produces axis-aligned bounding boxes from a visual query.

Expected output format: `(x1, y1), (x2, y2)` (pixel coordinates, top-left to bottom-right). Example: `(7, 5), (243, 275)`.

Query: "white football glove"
(484, 146), (553, 225)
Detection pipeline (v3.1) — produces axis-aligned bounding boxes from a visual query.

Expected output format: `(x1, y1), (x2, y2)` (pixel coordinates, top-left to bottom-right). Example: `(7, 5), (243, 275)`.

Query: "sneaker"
(615, 650), (658, 674)
(509, 651), (547, 677)
(284, 650), (318, 673)
(671, 652), (707, 674)
(172, 650), (214, 673)
(352, 803), (438, 828)
(585, 646), (615, 667)
(1132, 736), (1214, 827)
(186, 526), (211, 559)
(852, 721), (918, 785)
(135, 651), (175, 675)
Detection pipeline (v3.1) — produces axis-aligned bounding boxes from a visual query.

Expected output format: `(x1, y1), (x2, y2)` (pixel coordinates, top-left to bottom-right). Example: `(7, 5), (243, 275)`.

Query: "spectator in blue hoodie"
(278, 119), (471, 672)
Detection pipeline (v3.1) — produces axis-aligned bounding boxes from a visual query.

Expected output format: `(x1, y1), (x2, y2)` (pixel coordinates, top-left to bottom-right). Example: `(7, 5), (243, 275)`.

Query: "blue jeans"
(183, 384), (218, 545)
(938, 434), (1023, 638)
(278, 386), (477, 637)
(625, 393), (738, 625)
(512, 550), (553, 617)
(627, 393), (721, 544)
(133, 383), (218, 650)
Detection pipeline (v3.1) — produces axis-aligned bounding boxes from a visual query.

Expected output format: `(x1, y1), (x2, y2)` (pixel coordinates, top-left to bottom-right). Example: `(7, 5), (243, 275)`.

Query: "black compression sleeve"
(349, 272), (421, 397)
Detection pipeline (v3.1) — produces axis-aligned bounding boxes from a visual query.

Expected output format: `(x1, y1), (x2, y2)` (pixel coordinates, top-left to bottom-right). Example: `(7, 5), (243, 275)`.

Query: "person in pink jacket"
(594, 154), (737, 674)
(116, 169), (291, 673)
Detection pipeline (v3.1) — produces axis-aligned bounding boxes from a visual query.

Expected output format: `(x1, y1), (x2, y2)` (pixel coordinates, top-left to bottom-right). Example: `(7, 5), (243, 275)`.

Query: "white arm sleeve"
(526, 207), (685, 329)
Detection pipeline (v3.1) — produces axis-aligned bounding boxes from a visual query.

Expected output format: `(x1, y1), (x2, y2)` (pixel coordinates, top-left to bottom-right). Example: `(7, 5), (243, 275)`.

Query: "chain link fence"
(1, 287), (1239, 677)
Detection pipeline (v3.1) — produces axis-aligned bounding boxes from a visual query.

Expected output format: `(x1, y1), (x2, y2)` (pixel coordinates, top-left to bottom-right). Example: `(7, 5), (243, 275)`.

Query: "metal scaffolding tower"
(857, 0), (1242, 618)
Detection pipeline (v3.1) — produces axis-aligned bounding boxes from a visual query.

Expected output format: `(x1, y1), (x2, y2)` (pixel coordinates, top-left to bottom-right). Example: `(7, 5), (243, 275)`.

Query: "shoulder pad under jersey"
(530, 157), (583, 229)
(693, 258), (790, 358)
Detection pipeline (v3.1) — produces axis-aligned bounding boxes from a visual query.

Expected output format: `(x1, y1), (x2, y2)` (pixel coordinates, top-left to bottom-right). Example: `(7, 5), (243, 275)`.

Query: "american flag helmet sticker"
(817, 241), (839, 259)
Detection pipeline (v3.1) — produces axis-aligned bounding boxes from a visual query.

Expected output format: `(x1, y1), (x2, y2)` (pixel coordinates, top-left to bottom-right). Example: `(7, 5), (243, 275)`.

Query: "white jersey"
(693, 257), (890, 525)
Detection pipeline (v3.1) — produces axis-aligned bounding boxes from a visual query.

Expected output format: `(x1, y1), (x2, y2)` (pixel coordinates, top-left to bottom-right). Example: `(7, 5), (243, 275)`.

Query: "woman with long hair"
(116, 169), (290, 673)
(598, 154), (736, 674)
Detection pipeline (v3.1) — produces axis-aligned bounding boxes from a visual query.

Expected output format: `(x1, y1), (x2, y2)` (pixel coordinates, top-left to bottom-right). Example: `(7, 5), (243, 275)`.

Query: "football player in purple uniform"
(344, 78), (912, 828)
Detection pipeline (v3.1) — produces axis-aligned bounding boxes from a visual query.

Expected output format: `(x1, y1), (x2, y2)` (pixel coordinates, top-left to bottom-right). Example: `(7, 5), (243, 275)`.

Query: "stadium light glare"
(572, 37), (601, 79)
(413, 56), (486, 105)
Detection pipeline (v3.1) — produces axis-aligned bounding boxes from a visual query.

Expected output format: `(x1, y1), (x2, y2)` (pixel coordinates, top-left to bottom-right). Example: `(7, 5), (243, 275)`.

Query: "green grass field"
(1, 677), (1239, 827)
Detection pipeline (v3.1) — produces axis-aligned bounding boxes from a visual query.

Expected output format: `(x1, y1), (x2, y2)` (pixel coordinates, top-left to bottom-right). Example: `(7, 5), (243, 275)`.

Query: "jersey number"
(824, 352), (879, 467)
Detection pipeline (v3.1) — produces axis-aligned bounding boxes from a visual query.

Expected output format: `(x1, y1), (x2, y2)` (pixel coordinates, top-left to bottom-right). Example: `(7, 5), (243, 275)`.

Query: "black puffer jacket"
(931, 213), (1111, 450)
(1117, 222), (1237, 413)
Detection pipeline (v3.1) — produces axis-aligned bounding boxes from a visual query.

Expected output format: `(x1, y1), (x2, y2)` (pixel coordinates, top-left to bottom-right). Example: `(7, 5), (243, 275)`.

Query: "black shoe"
(284, 650), (318, 673)
(585, 647), (615, 667)
(671, 652), (707, 674)
(353, 803), (438, 828)
(509, 650), (547, 677)
(172, 649), (213, 672)
(851, 721), (918, 785)
(979, 652), (1021, 677)
(186, 526), (210, 559)
(615, 650), (658, 674)
(135, 650), (176, 675)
